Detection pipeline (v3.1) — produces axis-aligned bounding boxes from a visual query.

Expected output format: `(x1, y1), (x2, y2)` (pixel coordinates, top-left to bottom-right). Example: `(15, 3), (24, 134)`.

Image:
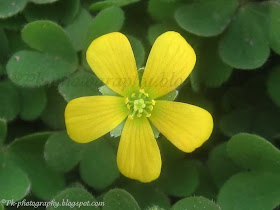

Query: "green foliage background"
(1, 0), (280, 209)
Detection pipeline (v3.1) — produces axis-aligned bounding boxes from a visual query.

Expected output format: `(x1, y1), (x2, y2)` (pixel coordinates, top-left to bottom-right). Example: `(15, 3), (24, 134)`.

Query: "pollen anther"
(126, 89), (156, 119)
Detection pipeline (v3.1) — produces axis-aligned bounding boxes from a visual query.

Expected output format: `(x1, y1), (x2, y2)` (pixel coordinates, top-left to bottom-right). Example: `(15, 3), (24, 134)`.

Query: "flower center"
(125, 89), (156, 119)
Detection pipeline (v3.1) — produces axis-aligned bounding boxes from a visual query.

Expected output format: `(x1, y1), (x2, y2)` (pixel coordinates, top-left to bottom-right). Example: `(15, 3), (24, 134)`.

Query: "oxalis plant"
(0, 0), (280, 210)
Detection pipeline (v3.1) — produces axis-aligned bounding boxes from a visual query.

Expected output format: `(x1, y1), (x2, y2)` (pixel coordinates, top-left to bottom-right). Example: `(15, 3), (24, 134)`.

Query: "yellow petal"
(150, 100), (213, 153)
(65, 96), (128, 143)
(87, 32), (139, 96)
(141, 31), (196, 99)
(117, 117), (161, 182)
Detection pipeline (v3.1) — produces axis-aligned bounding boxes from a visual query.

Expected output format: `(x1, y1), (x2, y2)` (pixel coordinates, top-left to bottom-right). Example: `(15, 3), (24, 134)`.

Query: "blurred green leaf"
(7, 20), (78, 87)
(172, 196), (221, 210)
(44, 131), (85, 173)
(148, 0), (179, 21)
(177, 85), (214, 114)
(0, 29), (9, 64)
(6, 123), (37, 143)
(81, 51), (91, 72)
(175, 0), (238, 36)
(30, 0), (60, 4)
(65, 9), (93, 51)
(0, 151), (3, 163)
(19, 87), (47, 121)
(0, 0), (28, 19)
(267, 5), (280, 54)
(157, 160), (199, 197)
(24, 0), (79, 25)
(208, 143), (241, 188)
(190, 39), (232, 91)
(59, 71), (101, 102)
(217, 172), (280, 210)
(251, 107), (280, 140)
(41, 87), (66, 130)
(219, 108), (254, 137)
(157, 136), (185, 161)
(124, 183), (171, 210)
(0, 80), (20, 121)
(0, 65), (3, 76)
(7, 132), (66, 200)
(48, 187), (98, 210)
(220, 105), (280, 139)
(0, 119), (7, 145)
(5, 30), (27, 53)
(267, 65), (280, 106)
(0, 163), (31, 202)
(219, 4), (270, 69)
(80, 138), (119, 190)
(255, 2), (280, 55)
(0, 203), (4, 210)
(0, 15), (26, 30)
(7, 51), (77, 87)
(148, 24), (172, 45)
(220, 75), (280, 139)
(22, 20), (77, 61)
(90, 0), (140, 11)
(103, 189), (140, 210)
(86, 6), (125, 47)
(193, 162), (218, 200)
(227, 133), (280, 173)
(127, 35), (145, 68)
(221, 87), (248, 112)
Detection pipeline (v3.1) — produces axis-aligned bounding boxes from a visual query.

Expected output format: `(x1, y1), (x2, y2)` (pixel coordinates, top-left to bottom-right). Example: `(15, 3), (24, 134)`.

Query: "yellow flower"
(65, 31), (213, 182)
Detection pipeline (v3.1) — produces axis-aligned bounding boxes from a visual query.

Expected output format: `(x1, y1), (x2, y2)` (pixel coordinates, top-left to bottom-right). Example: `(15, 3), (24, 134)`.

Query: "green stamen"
(125, 89), (156, 119)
